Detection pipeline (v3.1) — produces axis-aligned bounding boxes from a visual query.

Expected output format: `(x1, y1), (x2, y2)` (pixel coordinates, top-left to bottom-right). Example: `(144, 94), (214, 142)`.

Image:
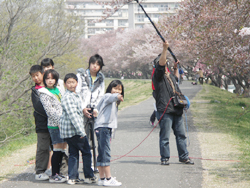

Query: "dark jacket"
(31, 86), (48, 133)
(152, 63), (183, 116)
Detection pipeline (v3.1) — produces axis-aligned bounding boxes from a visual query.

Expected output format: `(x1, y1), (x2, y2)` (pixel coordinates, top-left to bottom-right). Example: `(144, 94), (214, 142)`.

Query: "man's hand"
(174, 59), (180, 69)
(118, 94), (124, 102)
(83, 108), (92, 118)
(163, 41), (169, 51)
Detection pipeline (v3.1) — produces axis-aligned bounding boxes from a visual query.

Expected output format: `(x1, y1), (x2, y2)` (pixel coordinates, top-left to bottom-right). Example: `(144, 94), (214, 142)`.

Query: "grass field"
(191, 83), (250, 187)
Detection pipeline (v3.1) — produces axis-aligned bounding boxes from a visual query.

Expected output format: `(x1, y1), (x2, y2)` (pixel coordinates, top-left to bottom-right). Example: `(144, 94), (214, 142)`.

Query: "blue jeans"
(156, 112), (189, 161)
(65, 135), (94, 180)
(95, 127), (112, 167)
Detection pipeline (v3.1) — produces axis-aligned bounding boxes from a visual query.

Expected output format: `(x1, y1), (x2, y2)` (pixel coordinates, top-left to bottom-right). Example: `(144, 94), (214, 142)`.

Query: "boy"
(60, 73), (97, 185)
(75, 54), (105, 119)
(29, 65), (50, 180)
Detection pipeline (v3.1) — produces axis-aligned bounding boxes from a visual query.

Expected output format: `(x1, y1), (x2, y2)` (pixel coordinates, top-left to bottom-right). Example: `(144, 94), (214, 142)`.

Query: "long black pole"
(135, 0), (178, 62)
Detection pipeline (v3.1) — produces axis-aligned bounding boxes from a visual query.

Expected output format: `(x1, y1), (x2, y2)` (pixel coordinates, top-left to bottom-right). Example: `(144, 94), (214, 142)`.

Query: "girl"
(94, 80), (124, 186)
(38, 69), (67, 183)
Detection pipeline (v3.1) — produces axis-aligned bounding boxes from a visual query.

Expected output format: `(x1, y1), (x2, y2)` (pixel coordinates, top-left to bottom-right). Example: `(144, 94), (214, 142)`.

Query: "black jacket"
(152, 64), (183, 116)
(31, 86), (48, 133)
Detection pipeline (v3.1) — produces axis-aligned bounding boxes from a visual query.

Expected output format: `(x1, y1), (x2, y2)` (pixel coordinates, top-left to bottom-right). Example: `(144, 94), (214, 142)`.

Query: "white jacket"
(76, 68), (105, 110)
(38, 87), (62, 128)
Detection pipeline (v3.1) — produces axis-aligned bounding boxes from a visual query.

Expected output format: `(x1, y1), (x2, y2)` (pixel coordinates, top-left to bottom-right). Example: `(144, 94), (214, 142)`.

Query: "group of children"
(30, 54), (124, 186)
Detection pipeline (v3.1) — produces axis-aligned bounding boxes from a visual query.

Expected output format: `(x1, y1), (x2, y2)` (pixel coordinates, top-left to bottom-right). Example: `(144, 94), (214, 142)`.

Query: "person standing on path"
(94, 80), (124, 186)
(198, 68), (203, 85)
(152, 41), (194, 165)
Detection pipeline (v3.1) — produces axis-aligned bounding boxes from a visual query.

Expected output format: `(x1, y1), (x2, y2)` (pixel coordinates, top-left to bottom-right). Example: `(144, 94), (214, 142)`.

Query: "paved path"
(0, 81), (202, 188)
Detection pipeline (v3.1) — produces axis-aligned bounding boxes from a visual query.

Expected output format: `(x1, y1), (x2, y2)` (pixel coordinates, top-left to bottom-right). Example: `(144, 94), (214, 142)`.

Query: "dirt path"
(0, 144), (36, 182)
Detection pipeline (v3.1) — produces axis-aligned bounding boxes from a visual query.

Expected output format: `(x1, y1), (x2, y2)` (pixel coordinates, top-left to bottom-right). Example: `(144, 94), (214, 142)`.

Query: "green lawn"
(192, 84), (250, 176)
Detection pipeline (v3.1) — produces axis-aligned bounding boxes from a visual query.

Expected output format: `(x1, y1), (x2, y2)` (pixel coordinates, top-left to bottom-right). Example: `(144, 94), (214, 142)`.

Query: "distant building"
(65, 0), (182, 38)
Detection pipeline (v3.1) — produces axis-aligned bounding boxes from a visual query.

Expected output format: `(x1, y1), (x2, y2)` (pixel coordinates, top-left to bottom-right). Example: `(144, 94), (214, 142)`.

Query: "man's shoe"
(35, 173), (49, 181)
(179, 157), (194, 165)
(161, 159), (169, 165)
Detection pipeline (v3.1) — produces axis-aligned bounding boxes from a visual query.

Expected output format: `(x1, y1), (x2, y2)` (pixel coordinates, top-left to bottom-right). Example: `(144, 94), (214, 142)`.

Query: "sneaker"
(161, 159), (169, 165)
(85, 176), (97, 184)
(98, 178), (105, 186)
(45, 168), (52, 176)
(67, 179), (84, 185)
(35, 173), (49, 181)
(103, 177), (122, 186)
(49, 174), (67, 183)
(179, 157), (194, 165)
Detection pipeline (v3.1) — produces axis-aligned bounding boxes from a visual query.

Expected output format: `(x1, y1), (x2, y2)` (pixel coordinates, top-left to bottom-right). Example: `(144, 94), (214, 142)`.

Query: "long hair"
(106, 80), (124, 106)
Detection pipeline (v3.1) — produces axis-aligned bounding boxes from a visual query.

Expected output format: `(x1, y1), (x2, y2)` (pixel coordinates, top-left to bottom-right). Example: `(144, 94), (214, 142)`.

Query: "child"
(40, 58), (66, 176)
(38, 69), (67, 183)
(76, 54), (105, 120)
(29, 65), (50, 181)
(94, 80), (124, 186)
(60, 73), (97, 185)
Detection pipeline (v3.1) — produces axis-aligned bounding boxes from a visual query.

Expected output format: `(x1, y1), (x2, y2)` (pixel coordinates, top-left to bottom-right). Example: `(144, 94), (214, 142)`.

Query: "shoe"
(67, 179), (84, 185)
(35, 173), (49, 181)
(59, 174), (68, 180)
(161, 159), (169, 165)
(98, 178), (105, 186)
(179, 157), (194, 165)
(49, 174), (67, 183)
(45, 168), (52, 176)
(103, 177), (122, 186)
(85, 176), (97, 184)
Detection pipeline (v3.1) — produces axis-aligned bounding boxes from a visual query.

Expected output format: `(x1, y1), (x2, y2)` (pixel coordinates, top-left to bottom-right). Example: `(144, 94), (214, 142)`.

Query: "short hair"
(106, 80), (124, 98)
(41, 58), (54, 67)
(89, 54), (104, 70)
(29, 65), (44, 75)
(43, 69), (59, 88)
(64, 73), (78, 83)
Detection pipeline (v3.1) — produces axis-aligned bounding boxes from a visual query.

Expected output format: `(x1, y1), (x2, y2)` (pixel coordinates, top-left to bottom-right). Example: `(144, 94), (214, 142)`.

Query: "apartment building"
(65, 0), (182, 38)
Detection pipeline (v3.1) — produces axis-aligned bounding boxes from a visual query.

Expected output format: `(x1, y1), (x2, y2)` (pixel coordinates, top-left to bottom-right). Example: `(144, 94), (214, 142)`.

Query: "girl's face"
(89, 61), (101, 75)
(45, 73), (56, 89)
(111, 85), (122, 95)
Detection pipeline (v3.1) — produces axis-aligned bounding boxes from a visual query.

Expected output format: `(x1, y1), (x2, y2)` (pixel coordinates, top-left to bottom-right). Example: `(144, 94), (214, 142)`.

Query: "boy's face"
(89, 61), (101, 75)
(31, 72), (43, 85)
(65, 78), (78, 92)
(43, 65), (54, 72)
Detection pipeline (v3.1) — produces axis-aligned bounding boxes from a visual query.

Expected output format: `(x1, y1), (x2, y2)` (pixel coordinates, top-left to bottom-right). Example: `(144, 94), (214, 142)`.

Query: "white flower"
(239, 27), (250, 37)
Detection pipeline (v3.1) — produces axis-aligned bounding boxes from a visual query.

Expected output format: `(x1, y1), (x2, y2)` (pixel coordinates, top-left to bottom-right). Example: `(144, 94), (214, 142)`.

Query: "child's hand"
(118, 94), (124, 102)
